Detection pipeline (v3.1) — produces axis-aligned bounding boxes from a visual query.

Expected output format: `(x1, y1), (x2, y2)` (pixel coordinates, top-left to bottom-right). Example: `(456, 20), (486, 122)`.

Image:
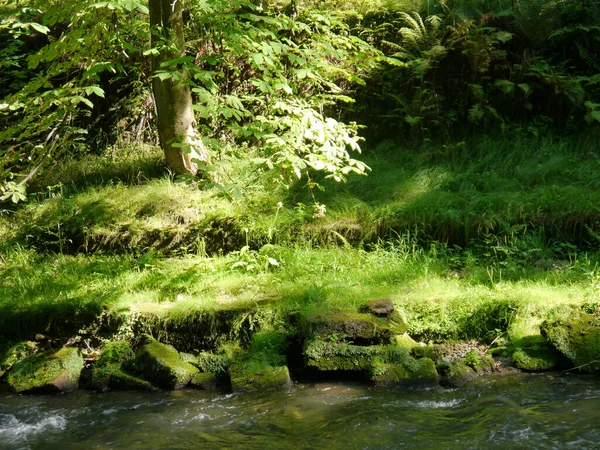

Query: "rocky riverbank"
(1, 298), (598, 395)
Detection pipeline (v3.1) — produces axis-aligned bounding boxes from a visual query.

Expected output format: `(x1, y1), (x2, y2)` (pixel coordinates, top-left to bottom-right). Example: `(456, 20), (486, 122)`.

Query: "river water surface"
(1, 372), (599, 450)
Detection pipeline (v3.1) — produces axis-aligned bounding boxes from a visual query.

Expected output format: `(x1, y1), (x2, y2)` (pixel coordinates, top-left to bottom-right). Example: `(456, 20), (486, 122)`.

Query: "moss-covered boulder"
(511, 335), (564, 372)
(0, 341), (37, 379)
(411, 345), (443, 362)
(133, 340), (199, 389)
(189, 372), (218, 390)
(541, 309), (600, 372)
(196, 352), (229, 377)
(228, 331), (291, 392)
(230, 360), (291, 392)
(372, 358), (439, 387)
(437, 360), (478, 388)
(6, 347), (83, 393)
(305, 340), (380, 371)
(86, 341), (154, 391)
(395, 333), (418, 350)
(463, 350), (496, 374)
(305, 313), (406, 345)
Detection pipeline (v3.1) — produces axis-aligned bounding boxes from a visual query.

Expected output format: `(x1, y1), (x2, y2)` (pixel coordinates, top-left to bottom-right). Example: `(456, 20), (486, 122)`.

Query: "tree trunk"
(149, 0), (207, 175)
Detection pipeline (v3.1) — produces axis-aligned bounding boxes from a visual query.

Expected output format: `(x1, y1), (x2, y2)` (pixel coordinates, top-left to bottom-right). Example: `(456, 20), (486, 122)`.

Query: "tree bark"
(149, 0), (207, 175)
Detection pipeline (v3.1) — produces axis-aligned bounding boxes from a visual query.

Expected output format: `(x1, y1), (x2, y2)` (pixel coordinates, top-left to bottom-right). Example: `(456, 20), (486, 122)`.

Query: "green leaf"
(30, 23), (50, 34)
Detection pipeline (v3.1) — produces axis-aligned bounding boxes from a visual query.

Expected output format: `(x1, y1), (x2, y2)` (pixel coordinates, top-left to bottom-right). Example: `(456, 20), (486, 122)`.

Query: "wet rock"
(510, 335), (564, 372)
(359, 298), (395, 316)
(133, 340), (199, 389)
(541, 309), (600, 373)
(6, 347), (83, 393)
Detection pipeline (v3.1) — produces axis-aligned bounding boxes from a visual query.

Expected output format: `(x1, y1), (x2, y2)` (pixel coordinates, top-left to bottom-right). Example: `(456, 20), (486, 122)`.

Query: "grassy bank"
(1, 135), (600, 353)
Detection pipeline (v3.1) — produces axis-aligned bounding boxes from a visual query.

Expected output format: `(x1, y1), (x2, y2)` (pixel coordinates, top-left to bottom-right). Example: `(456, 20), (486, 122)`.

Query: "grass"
(1, 134), (600, 348)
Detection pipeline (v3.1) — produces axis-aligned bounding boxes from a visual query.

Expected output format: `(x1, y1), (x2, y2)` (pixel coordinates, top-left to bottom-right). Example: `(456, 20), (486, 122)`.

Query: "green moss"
(0, 341), (37, 379)
(394, 333), (418, 350)
(541, 309), (600, 372)
(196, 352), (229, 377)
(304, 340), (380, 371)
(229, 360), (291, 392)
(511, 348), (561, 372)
(372, 358), (439, 386)
(6, 347), (83, 393)
(437, 360), (477, 388)
(463, 350), (495, 374)
(190, 372), (218, 390)
(411, 345), (443, 362)
(133, 340), (199, 389)
(305, 313), (404, 344)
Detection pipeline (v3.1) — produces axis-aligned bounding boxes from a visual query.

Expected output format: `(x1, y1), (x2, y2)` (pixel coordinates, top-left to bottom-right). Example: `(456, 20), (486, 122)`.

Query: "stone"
(133, 340), (199, 389)
(510, 335), (564, 372)
(411, 344), (443, 362)
(229, 361), (291, 393)
(304, 340), (381, 371)
(189, 372), (218, 390)
(6, 347), (83, 394)
(305, 312), (406, 345)
(463, 349), (495, 374)
(541, 309), (600, 372)
(437, 360), (478, 388)
(86, 341), (154, 391)
(395, 333), (418, 350)
(359, 298), (395, 316)
(372, 358), (439, 387)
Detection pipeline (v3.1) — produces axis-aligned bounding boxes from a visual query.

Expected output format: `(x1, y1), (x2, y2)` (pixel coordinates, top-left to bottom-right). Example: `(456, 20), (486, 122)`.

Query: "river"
(1, 372), (599, 449)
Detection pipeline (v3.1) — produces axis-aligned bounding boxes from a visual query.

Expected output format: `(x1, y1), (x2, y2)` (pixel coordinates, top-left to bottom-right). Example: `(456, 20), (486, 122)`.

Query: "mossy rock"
(359, 298), (395, 316)
(6, 347), (83, 394)
(0, 341), (37, 379)
(411, 345), (443, 363)
(86, 340), (146, 391)
(541, 309), (600, 372)
(395, 333), (418, 350)
(196, 352), (229, 378)
(511, 348), (561, 372)
(304, 340), (381, 371)
(133, 340), (199, 389)
(372, 358), (439, 387)
(437, 360), (478, 388)
(190, 372), (218, 390)
(463, 350), (495, 374)
(229, 359), (291, 392)
(305, 313), (406, 344)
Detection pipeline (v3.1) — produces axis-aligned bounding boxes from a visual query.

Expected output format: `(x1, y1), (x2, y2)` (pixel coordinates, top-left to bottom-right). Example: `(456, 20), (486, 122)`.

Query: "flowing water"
(1, 372), (599, 450)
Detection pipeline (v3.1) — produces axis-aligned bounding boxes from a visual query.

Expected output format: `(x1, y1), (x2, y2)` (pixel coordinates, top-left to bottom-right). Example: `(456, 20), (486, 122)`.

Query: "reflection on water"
(1, 373), (599, 450)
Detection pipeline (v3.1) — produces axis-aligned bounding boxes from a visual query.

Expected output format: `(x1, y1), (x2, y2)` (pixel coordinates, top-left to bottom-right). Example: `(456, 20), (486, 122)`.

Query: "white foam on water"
(0, 413), (67, 446)
(408, 398), (464, 409)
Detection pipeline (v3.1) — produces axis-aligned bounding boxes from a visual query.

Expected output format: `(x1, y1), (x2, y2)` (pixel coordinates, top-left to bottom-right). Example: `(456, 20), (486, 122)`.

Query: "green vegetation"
(1, 0), (600, 390)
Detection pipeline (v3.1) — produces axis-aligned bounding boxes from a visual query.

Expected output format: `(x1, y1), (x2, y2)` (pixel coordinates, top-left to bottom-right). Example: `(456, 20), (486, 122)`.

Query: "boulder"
(541, 309), (600, 372)
(189, 372), (218, 390)
(133, 340), (199, 389)
(304, 340), (381, 371)
(305, 312), (406, 345)
(510, 335), (564, 372)
(372, 358), (439, 387)
(228, 331), (291, 392)
(437, 360), (478, 388)
(87, 341), (153, 391)
(6, 347), (83, 393)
